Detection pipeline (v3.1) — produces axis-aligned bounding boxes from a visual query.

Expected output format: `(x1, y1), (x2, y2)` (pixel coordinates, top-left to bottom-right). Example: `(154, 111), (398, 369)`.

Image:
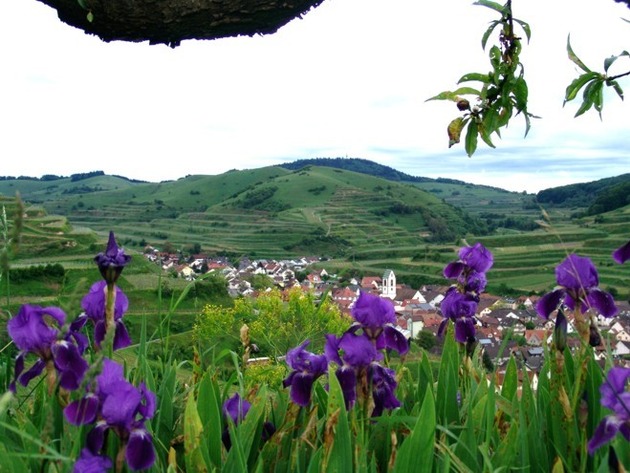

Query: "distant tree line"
(0, 171), (147, 184)
(479, 212), (538, 231)
(70, 171), (106, 182)
(536, 173), (630, 209)
(9, 263), (65, 283)
(280, 157), (435, 183)
(587, 181), (630, 215)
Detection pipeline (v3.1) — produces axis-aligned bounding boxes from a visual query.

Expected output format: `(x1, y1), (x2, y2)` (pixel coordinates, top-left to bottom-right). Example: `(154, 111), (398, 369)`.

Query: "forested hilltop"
(536, 173), (630, 210)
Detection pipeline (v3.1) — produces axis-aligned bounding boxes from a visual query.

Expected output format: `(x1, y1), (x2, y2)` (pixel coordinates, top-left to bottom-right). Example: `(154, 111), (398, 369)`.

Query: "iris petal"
(289, 372), (316, 407)
(454, 317), (476, 344)
(113, 320), (132, 350)
(443, 262), (464, 279)
(126, 428), (156, 471)
(459, 243), (493, 273)
(324, 334), (342, 365)
(536, 289), (564, 320)
(556, 254), (598, 290)
(383, 325), (409, 355)
(19, 359), (46, 387)
(586, 289), (619, 318)
(52, 341), (89, 391)
(351, 292), (396, 328)
(336, 366), (357, 410)
(223, 393), (251, 424)
(65, 394), (99, 426)
(86, 421), (109, 454)
(73, 448), (112, 473)
(588, 416), (621, 454)
(613, 240), (630, 264)
(339, 332), (379, 367)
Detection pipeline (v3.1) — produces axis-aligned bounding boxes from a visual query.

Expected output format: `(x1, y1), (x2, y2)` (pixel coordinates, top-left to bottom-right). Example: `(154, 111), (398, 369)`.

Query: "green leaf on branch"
(458, 73), (491, 84)
(603, 51), (630, 73)
(608, 79), (624, 100)
(512, 76), (528, 112)
(564, 72), (600, 104)
(482, 105), (499, 136)
(574, 78), (603, 117)
(427, 87), (481, 102)
(514, 19), (531, 43)
(489, 46), (502, 81)
(473, 0), (506, 14)
(465, 120), (479, 157)
(481, 20), (501, 50)
(567, 35), (592, 73)
(592, 80), (604, 115)
(478, 121), (496, 149)
(448, 117), (466, 147)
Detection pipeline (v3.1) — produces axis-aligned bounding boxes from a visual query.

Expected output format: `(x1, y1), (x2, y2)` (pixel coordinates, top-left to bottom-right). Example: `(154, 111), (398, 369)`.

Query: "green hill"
(536, 173), (630, 208)
(0, 163), (628, 296)
(0, 165), (489, 257)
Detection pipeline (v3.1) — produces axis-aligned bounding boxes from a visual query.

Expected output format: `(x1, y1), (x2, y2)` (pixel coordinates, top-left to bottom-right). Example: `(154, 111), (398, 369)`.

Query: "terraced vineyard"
(1, 165), (629, 297)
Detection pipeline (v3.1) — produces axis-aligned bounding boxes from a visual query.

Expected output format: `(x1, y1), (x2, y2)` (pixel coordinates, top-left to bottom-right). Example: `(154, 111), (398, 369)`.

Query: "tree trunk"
(37, 0), (326, 47)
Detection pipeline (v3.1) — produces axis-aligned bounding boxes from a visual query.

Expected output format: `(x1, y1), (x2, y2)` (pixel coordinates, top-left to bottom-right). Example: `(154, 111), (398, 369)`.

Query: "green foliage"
(246, 287), (350, 357)
(248, 273), (275, 291)
(7, 263), (65, 284)
(194, 303), (240, 353)
(428, 0), (537, 155)
(415, 330), (437, 351)
(587, 181), (630, 215)
(563, 36), (628, 117)
(536, 174), (630, 207)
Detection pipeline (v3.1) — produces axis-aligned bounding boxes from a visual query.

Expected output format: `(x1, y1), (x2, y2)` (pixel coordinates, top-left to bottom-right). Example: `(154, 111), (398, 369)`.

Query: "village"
(145, 247), (630, 381)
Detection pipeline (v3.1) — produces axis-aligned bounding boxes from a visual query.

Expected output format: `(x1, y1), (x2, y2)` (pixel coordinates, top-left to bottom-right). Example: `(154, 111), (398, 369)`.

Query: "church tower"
(382, 269), (396, 299)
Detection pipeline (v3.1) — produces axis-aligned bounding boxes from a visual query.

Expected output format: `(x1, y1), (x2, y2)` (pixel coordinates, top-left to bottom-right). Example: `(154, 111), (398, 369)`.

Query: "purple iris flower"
(223, 393), (251, 425)
(370, 363), (400, 417)
(80, 280), (131, 350)
(64, 359), (156, 471)
(352, 291), (396, 328)
(438, 289), (478, 343)
(444, 243), (493, 284)
(588, 367), (630, 454)
(325, 331), (381, 368)
(324, 330), (401, 412)
(94, 231), (131, 284)
(325, 332), (378, 409)
(613, 240), (630, 265)
(7, 305), (88, 392)
(283, 340), (328, 407)
(73, 448), (113, 473)
(536, 254), (618, 320)
(221, 392), (275, 450)
(350, 292), (409, 355)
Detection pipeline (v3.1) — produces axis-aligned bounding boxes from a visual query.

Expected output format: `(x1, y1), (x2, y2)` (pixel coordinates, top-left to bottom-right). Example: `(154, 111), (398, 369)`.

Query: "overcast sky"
(1, 0), (628, 193)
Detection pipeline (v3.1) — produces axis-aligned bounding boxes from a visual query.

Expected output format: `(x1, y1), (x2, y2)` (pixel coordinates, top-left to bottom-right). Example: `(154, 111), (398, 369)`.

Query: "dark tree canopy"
(38, 0), (325, 47)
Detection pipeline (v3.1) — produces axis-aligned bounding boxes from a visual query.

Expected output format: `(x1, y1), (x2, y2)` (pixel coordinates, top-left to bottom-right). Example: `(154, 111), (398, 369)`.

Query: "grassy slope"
(1, 167), (629, 296)
(5, 166), (480, 259)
